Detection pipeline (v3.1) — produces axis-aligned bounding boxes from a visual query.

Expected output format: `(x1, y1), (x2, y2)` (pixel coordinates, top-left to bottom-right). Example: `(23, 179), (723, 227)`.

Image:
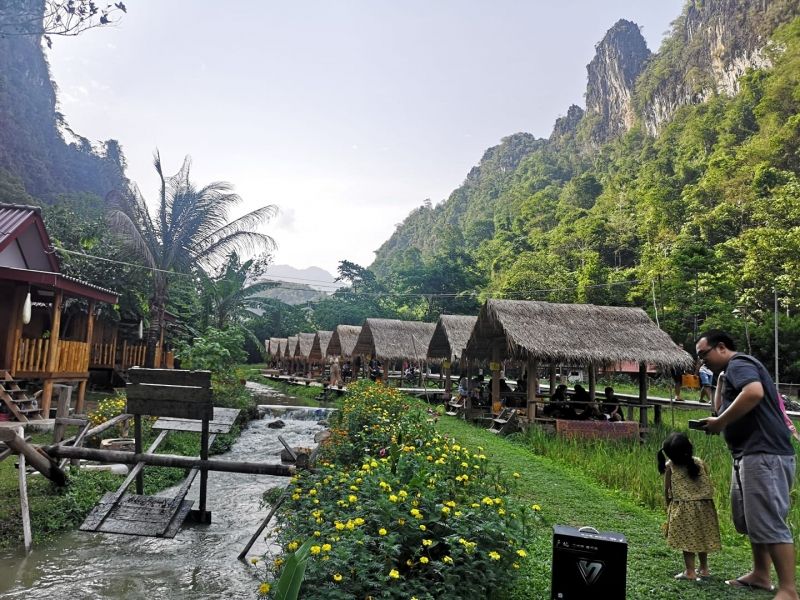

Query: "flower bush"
(87, 393), (127, 428)
(256, 381), (537, 599)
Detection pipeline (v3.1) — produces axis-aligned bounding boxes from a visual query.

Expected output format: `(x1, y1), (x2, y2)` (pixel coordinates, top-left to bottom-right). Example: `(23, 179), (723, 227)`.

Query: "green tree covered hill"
(369, 3), (800, 379)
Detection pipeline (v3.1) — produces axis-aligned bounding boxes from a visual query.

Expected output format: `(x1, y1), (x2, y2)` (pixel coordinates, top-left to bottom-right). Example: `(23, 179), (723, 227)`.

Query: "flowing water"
(0, 385), (331, 599)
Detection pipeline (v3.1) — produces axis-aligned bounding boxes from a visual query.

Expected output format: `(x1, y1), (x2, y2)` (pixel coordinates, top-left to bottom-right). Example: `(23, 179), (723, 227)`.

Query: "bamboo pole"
(0, 428), (67, 485)
(47, 446), (297, 475)
(17, 428), (32, 553)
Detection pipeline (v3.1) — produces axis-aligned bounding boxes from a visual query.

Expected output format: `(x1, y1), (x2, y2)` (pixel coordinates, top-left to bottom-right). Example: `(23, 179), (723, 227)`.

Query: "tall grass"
(516, 412), (800, 548)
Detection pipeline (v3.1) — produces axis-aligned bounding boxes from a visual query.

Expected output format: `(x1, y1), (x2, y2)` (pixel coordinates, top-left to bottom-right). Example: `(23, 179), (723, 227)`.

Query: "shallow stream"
(0, 384), (329, 599)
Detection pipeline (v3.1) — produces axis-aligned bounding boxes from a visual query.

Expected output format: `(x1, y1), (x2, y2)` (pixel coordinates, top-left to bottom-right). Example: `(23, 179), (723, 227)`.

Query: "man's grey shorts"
(731, 453), (796, 544)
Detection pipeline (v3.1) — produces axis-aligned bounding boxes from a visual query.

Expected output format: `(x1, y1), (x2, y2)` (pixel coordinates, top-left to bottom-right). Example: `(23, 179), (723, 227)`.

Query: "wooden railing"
(15, 338), (90, 374)
(120, 341), (147, 370)
(90, 342), (116, 368)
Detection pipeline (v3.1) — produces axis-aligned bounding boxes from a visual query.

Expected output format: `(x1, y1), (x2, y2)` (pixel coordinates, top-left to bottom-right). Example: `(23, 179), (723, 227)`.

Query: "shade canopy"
(309, 331), (333, 361)
(464, 299), (693, 369)
(294, 332), (316, 358)
(284, 336), (298, 358)
(352, 318), (436, 362)
(427, 315), (478, 361)
(326, 325), (362, 358)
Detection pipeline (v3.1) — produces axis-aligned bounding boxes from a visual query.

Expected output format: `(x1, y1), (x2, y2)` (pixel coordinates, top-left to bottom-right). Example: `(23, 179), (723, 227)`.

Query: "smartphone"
(688, 419), (706, 431)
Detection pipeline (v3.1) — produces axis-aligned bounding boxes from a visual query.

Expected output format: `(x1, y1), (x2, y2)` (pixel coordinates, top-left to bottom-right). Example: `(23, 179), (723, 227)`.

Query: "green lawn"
(436, 417), (773, 600)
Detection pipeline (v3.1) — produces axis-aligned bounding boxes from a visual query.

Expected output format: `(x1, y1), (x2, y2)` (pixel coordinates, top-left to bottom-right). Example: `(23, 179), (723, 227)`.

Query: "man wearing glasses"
(696, 330), (797, 598)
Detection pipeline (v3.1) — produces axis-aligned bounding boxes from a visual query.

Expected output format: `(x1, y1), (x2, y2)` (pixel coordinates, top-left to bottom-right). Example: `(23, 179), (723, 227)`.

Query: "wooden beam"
(46, 413), (131, 451)
(19, 442), (32, 552)
(0, 428), (67, 485)
(47, 446), (297, 476)
(491, 343), (501, 413)
(588, 362), (596, 402)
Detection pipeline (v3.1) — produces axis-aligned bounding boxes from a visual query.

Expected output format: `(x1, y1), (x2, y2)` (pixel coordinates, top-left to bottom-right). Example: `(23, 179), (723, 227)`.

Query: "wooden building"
(352, 318), (436, 383)
(326, 325), (362, 359)
(427, 315), (478, 398)
(0, 204), (119, 417)
(463, 299), (694, 425)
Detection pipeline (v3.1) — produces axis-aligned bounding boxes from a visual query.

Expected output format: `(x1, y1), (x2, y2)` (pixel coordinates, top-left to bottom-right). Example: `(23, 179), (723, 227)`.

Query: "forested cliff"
(0, 0), (126, 203)
(369, 0), (800, 377)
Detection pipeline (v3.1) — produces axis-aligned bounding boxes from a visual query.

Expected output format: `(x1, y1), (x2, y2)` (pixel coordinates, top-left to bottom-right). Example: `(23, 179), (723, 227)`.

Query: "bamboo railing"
(15, 338), (90, 374)
(90, 342), (116, 368)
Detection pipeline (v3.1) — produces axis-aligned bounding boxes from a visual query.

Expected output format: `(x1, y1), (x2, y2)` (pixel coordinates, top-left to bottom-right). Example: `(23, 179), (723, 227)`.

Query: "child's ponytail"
(657, 447), (668, 474)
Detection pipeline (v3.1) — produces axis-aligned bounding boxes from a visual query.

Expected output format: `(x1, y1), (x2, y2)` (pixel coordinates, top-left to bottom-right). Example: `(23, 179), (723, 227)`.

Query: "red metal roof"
(0, 266), (119, 304)
(0, 204), (37, 252)
(0, 203), (118, 304)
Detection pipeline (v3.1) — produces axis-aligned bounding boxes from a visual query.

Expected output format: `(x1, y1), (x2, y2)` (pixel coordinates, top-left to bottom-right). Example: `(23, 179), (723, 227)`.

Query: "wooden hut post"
(382, 358), (388, 384)
(588, 362), (596, 402)
(549, 363), (557, 396)
(639, 362), (653, 426)
(527, 357), (538, 420)
(41, 290), (64, 417)
(491, 342), (501, 413)
(76, 300), (96, 414)
(443, 359), (452, 400)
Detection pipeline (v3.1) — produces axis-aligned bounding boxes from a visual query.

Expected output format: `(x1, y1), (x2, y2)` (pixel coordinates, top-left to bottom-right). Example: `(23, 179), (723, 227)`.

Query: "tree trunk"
(145, 301), (163, 369)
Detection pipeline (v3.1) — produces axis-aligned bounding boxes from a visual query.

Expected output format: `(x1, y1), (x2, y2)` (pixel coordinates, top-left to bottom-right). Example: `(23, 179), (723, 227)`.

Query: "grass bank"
(436, 417), (758, 599)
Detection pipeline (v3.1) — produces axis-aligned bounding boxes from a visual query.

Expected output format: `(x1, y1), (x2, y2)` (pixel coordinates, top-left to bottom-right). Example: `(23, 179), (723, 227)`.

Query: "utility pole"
(774, 287), (780, 385)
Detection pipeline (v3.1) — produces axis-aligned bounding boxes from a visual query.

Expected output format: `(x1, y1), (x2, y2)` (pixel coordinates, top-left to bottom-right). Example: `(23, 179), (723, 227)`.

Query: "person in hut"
(602, 386), (623, 421)
(341, 360), (352, 382)
(329, 358), (342, 388)
(543, 384), (575, 418)
(573, 384), (602, 420)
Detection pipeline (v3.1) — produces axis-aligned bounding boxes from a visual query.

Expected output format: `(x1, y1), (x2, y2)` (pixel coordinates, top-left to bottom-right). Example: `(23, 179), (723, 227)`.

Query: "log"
(47, 446), (296, 476)
(0, 428), (67, 486)
(45, 413), (131, 451)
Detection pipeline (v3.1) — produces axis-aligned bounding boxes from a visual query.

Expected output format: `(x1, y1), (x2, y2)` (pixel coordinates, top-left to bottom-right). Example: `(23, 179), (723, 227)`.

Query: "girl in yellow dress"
(657, 432), (722, 581)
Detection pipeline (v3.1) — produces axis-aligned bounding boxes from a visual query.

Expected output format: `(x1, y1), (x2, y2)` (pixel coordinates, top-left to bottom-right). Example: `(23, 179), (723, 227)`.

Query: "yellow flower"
(422, 539), (432, 546)
(258, 582), (271, 594)
(420, 556), (429, 564)
(348, 495), (358, 503)
(333, 573), (343, 582)
(513, 562), (520, 569)
(250, 557), (259, 564)
(354, 517), (365, 526)
(322, 543), (332, 552)
(379, 528), (388, 536)
(516, 549), (528, 557)
(441, 506), (450, 514)
(389, 568), (400, 579)
(313, 530), (321, 537)
(310, 545), (321, 555)
(443, 555), (453, 564)
(419, 524), (426, 531)
(287, 541), (299, 552)
(489, 551), (501, 561)
(389, 494), (399, 503)
(513, 472), (521, 478)
(531, 504), (541, 511)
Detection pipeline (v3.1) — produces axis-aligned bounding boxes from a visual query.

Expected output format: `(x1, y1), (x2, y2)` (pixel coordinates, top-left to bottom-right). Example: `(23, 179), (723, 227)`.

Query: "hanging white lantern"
(22, 291), (32, 325)
(138, 319), (144, 340)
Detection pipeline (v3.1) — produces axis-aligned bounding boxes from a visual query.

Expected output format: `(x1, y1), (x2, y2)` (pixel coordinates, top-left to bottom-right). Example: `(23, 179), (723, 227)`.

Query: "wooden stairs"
(488, 407), (518, 435)
(0, 370), (42, 423)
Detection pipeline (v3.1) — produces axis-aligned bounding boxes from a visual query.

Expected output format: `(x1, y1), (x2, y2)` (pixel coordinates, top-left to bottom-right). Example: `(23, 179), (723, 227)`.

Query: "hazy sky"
(48, 0), (684, 277)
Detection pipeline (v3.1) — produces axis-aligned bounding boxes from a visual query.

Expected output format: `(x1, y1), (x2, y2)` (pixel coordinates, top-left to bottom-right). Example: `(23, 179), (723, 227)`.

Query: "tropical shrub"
(256, 381), (537, 599)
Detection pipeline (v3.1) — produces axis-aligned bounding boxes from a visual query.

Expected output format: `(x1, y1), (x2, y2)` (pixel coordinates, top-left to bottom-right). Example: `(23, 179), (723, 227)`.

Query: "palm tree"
(200, 251), (277, 330)
(107, 151), (277, 367)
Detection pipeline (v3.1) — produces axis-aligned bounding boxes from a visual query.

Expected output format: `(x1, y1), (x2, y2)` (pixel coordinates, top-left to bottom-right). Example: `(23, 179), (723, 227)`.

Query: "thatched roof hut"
(326, 325), (362, 358)
(427, 315), (478, 361)
(267, 337), (281, 355)
(294, 332), (316, 359)
(464, 299), (693, 368)
(273, 338), (287, 357)
(284, 336), (298, 358)
(353, 318), (437, 362)
(309, 331), (333, 361)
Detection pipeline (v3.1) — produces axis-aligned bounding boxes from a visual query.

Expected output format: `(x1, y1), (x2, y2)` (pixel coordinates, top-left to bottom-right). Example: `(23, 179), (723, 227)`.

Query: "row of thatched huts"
(266, 299), (693, 420)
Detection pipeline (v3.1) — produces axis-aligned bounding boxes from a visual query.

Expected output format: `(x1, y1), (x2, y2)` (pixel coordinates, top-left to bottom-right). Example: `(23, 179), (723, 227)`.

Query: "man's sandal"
(674, 572), (697, 581)
(724, 577), (775, 592)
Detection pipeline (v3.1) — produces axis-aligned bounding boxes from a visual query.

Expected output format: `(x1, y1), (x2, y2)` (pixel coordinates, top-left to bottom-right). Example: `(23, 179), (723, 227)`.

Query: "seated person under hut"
(602, 386), (623, 421)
